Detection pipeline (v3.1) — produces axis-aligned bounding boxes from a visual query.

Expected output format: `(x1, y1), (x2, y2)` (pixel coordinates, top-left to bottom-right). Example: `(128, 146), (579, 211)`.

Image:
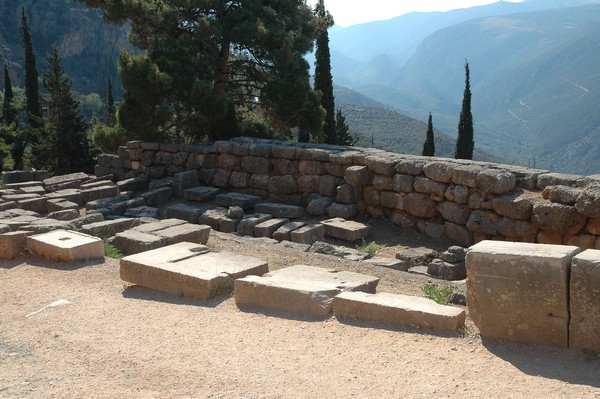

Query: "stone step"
(141, 187), (172, 206)
(335, 292), (465, 332)
(164, 203), (205, 223)
(81, 218), (141, 238)
(27, 229), (104, 263)
(111, 230), (166, 255)
(237, 214), (272, 236)
(234, 265), (379, 317)
(120, 242), (268, 299)
(216, 192), (261, 210)
(254, 203), (305, 219)
(272, 221), (306, 242)
(183, 186), (220, 202)
(290, 223), (325, 245)
(133, 218), (188, 234)
(153, 223), (211, 246)
(321, 217), (370, 242)
(254, 218), (290, 238)
(82, 185), (119, 203)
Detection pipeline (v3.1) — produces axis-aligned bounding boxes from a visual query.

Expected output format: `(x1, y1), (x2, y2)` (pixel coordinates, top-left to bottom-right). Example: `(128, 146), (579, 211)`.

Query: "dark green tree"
(336, 108), (356, 146)
(35, 46), (96, 173)
(314, 0), (336, 145)
(2, 66), (18, 125)
(105, 74), (116, 127)
(422, 112), (435, 156)
(455, 61), (474, 160)
(79, 0), (322, 143)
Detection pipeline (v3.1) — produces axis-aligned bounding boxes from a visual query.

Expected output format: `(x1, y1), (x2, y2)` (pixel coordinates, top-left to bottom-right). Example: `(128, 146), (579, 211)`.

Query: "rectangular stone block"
(234, 265), (379, 317)
(81, 218), (141, 238)
(153, 223), (211, 245)
(272, 221), (306, 242)
(112, 230), (166, 255)
(120, 242), (268, 299)
(17, 197), (48, 214)
(82, 185), (119, 203)
(27, 230), (104, 263)
(290, 223), (326, 245)
(237, 214), (272, 236)
(43, 172), (89, 191)
(199, 207), (228, 230)
(321, 217), (370, 242)
(254, 218), (290, 238)
(569, 249), (600, 353)
(333, 291), (465, 332)
(466, 240), (580, 348)
(133, 218), (187, 234)
(254, 203), (305, 219)
(47, 199), (79, 213)
(183, 186), (220, 202)
(44, 189), (84, 206)
(0, 231), (30, 260)
(216, 192), (261, 210)
(164, 203), (204, 224)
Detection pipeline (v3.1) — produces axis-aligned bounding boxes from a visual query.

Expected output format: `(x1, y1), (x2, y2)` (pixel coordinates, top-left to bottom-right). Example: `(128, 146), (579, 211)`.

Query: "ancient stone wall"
(96, 137), (600, 248)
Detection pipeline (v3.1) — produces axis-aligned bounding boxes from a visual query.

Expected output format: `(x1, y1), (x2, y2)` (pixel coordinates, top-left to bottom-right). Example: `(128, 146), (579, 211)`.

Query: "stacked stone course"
(98, 137), (600, 248)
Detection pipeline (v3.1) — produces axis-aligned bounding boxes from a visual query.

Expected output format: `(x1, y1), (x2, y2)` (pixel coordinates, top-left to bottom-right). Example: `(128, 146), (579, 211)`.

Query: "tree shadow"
(482, 338), (600, 388)
(0, 255), (104, 271)
(121, 284), (230, 308)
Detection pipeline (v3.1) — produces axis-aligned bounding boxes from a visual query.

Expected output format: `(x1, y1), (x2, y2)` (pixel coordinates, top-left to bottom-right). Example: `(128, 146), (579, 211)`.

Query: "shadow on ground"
(336, 315), (466, 339)
(122, 284), (230, 308)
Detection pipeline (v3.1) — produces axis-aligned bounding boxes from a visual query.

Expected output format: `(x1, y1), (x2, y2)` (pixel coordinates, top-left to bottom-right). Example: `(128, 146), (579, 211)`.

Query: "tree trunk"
(214, 38), (230, 94)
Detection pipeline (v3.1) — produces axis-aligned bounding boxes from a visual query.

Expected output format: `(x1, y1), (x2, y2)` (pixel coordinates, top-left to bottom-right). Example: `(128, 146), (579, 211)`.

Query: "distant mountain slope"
(361, 4), (600, 173)
(0, 0), (134, 96)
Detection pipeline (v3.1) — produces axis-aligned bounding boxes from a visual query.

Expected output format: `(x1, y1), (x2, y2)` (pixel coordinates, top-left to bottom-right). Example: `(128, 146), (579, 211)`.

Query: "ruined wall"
(96, 137), (600, 249)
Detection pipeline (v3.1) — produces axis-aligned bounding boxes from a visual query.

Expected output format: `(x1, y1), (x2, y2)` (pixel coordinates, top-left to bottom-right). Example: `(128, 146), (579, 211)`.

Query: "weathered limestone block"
(242, 156), (271, 174)
(216, 192), (261, 209)
(295, 147), (330, 162)
(444, 185), (469, 204)
(497, 219), (537, 242)
(318, 175), (337, 196)
(254, 218), (290, 238)
(44, 189), (84, 206)
(133, 218), (187, 234)
(424, 161), (456, 183)
(185, 153), (205, 169)
(172, 151), (189, 167)
(396, 159), (426, 176)
(229, 171), (250, 188)
(82, 185), (119, 203)
(109, 197), (146, 215)
(268, 175), (297, 194)
(323, 162), (347, 177)
(272, 159), (298, 175)
(363, 186), (380, 206)
(336, 183), (358, 204)
(145, 165), (166, 179)
(427, 259), (466, 280)
(27, 230), (104, 263)
(403, 193), (439, 218)
(492, 189), (536, 220)
(533, 200), (585, 233)
(271, 144), (296, 159)
(272, 221), (306, 241)
(329, 151), (360, 165)
(327, 203), (357, 219)
(373, 174), (393, 191)
(424, 222), (445, 239)
(164, 203), (203, 223)
(43, 172), (89, 191)
(47, 209), (79, 221)
(290, 223), (326, 245)
(413, 177), (446, 197)
(81, 218), (141, 238)
(393, 174), (414, 193)
(155, 151), (173, 165)
(380, 191), (403, 210)
(234, 265), (379, 316)
(238, 214), (272, 236)
(218, 153), (241, 171)
(466, 241), (580, 348)
(140, 151), (156, 167)
(249, 174), (270, 190)
(436, 201), (470, 225)
(299, 160), (324, 175)
(467, 210), (501, 235)
(570, 249), (600, 353)
(586, 219), (600, 235)
(211, 169), (231, 188)
(117, 177), (148, 192)
(575, 185), (600, 218)
(333, 291), (465, 332)
(86, 194), (130, 211)
(309, 241), (369, 261)
(537, 230), (563, 245)
(153, 223), (211, 245)
(364, 155), (399, 176)
(305, 195), (332, 216)
(297, 175), (319, 193)
(121, 242), (268, 299)
(111, 230), (166, 255)
(321, 217), (370, 242)
(18, 197), (47, 214)
(546, 185), (581, 206)
(565, 234), (596, 250)
(476, 169), (516, 195)
(255, 203), (305, 219)
(141, 187), (172, 206)
(537, 172), (583, 190)
(344, 165), (369, 187)
(0, 231), (30, 260)
(451, 164), (484, 188)
(444, 222), (473, 247)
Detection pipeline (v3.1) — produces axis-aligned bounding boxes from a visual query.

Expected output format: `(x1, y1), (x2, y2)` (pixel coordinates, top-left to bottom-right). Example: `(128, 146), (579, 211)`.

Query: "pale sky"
(307, 0), (525, 27)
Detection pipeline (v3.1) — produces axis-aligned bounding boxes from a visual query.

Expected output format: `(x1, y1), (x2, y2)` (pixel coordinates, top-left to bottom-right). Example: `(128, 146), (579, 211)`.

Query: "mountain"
(0, 0), (134, 96)
(356, 4), (600, 173)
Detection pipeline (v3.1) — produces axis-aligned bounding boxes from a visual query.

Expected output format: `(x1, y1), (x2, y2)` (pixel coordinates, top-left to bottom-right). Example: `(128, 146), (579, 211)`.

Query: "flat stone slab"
(82, 185), (119, 203)
(254, 218), (290, 238)
(27, 230), (103, 263)
(81, 218), (141, 238)
(153, 223), (211, 245)
(216, 192), (261, 210)
(124, 206), (161, 219)
(272, 221), (306, 242)
(333, 291), (466, 332)
(183, 186), (220, 202)
(42, 172), (89, 190)
(164, 203), (204, 223)
(290, 223), (325, 245)
(321, 218), (370, 242)
(237, 213), (272, 236)
(133, 218), (188, 234)
(112, 230), (166, 255)
(466, 240), (580, 348)
(569, 249), (600, 353)
(44, 189), (84, 205)
(120, 242), (268, 299)
(234, 265), (379, 317)
(199, 207), (228, 230)
(362, 257), (409, 271)
(254, 203), (305, 219)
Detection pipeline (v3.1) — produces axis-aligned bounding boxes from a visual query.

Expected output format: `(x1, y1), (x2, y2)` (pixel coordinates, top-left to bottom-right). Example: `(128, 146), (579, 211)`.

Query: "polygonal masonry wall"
(96, 137), (600, 248)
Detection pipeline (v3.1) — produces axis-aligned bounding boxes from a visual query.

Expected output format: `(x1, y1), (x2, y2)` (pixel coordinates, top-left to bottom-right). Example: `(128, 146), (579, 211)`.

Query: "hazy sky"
(307, 0), (525, 27)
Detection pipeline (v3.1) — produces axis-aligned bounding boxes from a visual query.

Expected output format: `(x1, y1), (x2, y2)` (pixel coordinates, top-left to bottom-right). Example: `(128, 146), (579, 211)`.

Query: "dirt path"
(1, 229), (600, 398)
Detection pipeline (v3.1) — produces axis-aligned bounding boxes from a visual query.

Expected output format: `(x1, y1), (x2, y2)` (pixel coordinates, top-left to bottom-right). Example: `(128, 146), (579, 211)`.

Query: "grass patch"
(356, 239), (384, 257)
(422, 284), (463, 305)
(103, 241), (123, 259)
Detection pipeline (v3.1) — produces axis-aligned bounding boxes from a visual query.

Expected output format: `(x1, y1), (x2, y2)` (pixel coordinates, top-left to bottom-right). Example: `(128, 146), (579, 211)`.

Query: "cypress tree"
(22, 8), (42, 130)
(2, 65), (18, 125)
(105, 75), (116, 127)
(313, 0), (336, 144)
(336, 108), (356, 146)
(422, 112), (435, 156)
(454, 61), (474, 160)
(36, 46), (95, 174)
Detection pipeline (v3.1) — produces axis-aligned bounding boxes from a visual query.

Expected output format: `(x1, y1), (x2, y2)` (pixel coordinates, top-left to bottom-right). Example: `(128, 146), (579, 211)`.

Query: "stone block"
(380, 191), (403, 210)
(296, 175), (319, 193)
(124, 206), (161, 219)
(451, 165), (483, 188)
(112, 230), (166, 255)
(18, 185), (46, 195)
(216, 192), (261, 209)
(321, 217), (370, 242)
(47, 209), (79, 221)
(476, 169), (516, 195)
(82, 185), (119, 203)
(254, 203), (305, 219)
(109, 197), (146, 215)
(290, 223), (326, 245)
(85, 194), (130, 211)
(0, 201), (17, 211)
(272, 221), (306, 241)
(27, 230), (104, 263)
(268, 175), (297, 194)
(393, 174), (414, 193)
(164, 203), (203, 224)
(234, 265), (379, 316)
(492, 190), (535, 220)
(413, 177), (446, 197)
(333, 291), (465, 332)
(153, 223), (211, 245)
(437, 202), (470, 225)
(121, 242), (268, 299)
(43, 172), (89, 191)
(2, 193), (41, 202)
(81, 218), (141, 238)
(44, 189), (84, 206)
(533, 201), (585, 233)
(141, 187), (172, 206)
(336, 183), (358, 204)
(299, 160), (324, 175)
(404, 193), (439, 218)
(444, 185), (469, 204)
(183, 186), (220, 202)
(318, 175), (337, 196)
(570, 249), (600, 353)
(229, 171), (250, 188)
(133, 218), (187, 234)
(0, 231), (30, 260)
(117, 177), (148, 192)
(444, 222), (473, 247)
(218, 216), (241, 234)
(423, 161), (456, 183)
(307, 195), (334, 216)
(427, 259), (466, 280)
(212, 169), (230, 188)
(237, 214), (272, 236)
(575, 185), (600, 218)
(362, 257), (408, 271)
(466, 240), (580, 348)
(344, 166), (370, 187)
(254, 218), (290, 238)
(326, 202), (357, 219)
(17, 197), (47, 214)
(242, 156), (271, 174)
(199, 207), (228, 230)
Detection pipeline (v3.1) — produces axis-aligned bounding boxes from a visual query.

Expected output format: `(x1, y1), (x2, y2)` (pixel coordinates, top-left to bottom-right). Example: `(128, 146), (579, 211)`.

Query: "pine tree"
(336, 108), (356, 146)
(314, 0), (336, 145)
(455, 61), (474, 160)
(35, 46), (95, 174)
(105, 74), (116, 127)
(422, 112), (435, 156)
(2, 65), (18, 125)
(80, 0), (322, 142)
